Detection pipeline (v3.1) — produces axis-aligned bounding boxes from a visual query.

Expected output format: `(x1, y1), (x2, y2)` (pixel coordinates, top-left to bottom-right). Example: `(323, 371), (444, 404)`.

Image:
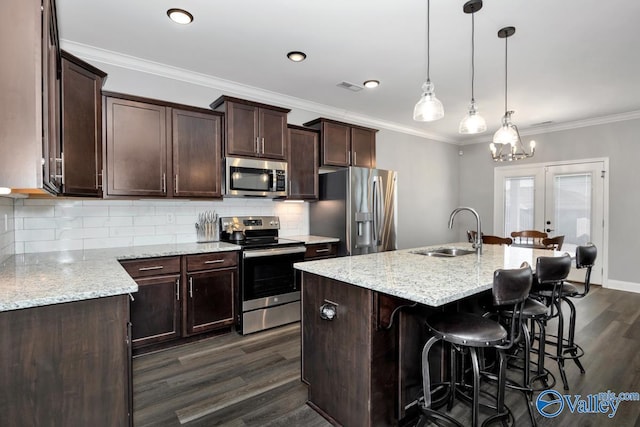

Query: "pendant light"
(490, 26), (536, 161)
(459, 0), (486, 134)
(413, 0), (444, 122)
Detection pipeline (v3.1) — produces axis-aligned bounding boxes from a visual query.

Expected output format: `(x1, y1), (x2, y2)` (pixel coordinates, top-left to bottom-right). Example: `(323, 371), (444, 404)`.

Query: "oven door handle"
(243, 246), (306, 258)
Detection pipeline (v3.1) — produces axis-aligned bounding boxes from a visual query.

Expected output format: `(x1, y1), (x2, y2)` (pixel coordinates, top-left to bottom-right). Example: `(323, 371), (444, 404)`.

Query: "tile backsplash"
(14, 198), (309, 254)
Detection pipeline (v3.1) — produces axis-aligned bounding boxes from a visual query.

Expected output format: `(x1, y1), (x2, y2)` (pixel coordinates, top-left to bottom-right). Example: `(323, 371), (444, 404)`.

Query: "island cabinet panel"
(60, 50), (107, 196)
(0, 295), (131, 427)
(287, 125), (319, 200)
(302, 272), (397, 427)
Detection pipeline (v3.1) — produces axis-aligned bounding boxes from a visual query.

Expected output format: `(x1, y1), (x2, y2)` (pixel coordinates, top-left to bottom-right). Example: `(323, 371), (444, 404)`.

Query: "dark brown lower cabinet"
(184, 252), (238, 336)
(120, 256), (181, 350)
(130, 274), (181, 347)
(0, 295), (131, 427)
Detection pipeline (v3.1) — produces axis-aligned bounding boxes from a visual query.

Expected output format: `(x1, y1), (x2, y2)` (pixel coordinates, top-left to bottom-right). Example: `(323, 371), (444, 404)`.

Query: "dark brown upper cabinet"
(104, 92), (223, 198)
(287, 125), (319, 200)
(60, 50), (107, 197)
(303, 118), (377, 169)
(210, 96), (290, 161)
(172, 108), (223, 198)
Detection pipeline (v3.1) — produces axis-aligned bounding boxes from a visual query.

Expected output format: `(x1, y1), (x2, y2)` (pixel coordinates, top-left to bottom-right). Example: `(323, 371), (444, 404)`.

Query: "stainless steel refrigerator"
(310, 167), (397, 256)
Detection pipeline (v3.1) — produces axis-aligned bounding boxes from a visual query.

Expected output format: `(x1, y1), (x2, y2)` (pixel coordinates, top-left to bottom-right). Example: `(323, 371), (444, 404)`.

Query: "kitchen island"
(294, 243), (568, 426)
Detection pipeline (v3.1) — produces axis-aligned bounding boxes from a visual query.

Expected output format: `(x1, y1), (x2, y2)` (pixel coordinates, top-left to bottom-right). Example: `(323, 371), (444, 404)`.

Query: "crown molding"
(61, 40), (457, 144)
(459, 110), (640, 145)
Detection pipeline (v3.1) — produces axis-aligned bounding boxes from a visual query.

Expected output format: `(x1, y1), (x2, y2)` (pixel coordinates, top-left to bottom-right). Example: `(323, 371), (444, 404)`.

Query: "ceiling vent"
(337, 81), (364, 92)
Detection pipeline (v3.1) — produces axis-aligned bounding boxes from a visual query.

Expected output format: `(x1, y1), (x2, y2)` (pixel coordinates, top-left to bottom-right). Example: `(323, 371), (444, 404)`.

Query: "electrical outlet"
(166, 213), (175, 224)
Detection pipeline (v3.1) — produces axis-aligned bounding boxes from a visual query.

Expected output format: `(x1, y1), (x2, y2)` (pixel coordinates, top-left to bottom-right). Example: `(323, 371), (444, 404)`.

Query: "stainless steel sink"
(410, 247), (476, 257)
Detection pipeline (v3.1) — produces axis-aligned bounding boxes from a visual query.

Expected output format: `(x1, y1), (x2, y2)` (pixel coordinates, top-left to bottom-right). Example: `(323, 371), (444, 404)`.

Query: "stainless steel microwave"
(224, 157), (287, 197)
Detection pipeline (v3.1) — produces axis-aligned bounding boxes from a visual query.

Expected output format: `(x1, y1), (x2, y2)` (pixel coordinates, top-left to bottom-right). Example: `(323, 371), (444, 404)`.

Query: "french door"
(494, 159), (607, 284)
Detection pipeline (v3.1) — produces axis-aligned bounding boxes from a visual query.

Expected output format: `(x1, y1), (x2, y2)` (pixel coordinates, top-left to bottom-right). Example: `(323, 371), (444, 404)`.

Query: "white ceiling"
(56, 0), (640, 145)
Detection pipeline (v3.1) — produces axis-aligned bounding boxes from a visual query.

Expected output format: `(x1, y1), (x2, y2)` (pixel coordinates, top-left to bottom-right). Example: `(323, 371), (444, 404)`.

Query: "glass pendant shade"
(413, 80), (444, 122)
(459, 100), (486, 134)
(492, 112), (519, 145)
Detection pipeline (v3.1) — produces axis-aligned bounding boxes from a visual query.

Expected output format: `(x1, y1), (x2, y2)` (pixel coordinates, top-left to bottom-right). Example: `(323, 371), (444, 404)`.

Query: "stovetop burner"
(218, 216), (303, 249)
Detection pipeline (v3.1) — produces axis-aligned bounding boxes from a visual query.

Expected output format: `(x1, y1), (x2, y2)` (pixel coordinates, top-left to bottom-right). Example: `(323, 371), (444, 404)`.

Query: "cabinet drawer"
(305, 243), (338, 260)
(186, 251), (238, 271)
(120, 256), (181, 278)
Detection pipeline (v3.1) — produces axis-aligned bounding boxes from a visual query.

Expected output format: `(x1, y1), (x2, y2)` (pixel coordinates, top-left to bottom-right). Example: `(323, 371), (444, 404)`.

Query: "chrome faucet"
(448, 207), (482, 254)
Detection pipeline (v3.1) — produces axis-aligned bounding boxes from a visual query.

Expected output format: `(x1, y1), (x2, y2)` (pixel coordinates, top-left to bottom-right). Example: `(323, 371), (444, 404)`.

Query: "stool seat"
(427, 312), (507, 347)
(533, 282), (578, 297)
(501, 298), (548, 318)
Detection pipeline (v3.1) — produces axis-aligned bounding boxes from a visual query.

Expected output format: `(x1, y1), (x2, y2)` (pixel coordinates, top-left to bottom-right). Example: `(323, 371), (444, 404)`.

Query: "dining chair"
(482, 235), (513, 245)
(511, 230), (548, 246)
(541, 235), (564, 251)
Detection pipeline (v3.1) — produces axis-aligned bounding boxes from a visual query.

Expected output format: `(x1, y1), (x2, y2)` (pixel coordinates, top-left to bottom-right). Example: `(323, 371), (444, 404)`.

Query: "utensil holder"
(196, 220), (219, 242)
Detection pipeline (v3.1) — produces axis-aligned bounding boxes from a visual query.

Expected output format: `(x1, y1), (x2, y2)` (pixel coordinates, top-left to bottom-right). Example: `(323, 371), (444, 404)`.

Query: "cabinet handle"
(315, 248), (330, 253)
(162, 173), (167, 193)
(204, 259), (225, 264)
(255, 137), (260, 154)
(176, 278), (180, 301)
(353, 151), (357, 166)
(96, 169), (103, 190)
(348, 151), (351, 165)
(138, 265), (164, 271)
(189, 277), (193, 298)
(320, 302), (337, 321)
(261, 137), (265, 154)
(175, 175), (179, 193)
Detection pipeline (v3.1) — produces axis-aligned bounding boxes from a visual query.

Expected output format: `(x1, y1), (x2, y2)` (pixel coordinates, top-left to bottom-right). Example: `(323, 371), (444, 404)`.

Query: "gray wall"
(376, 130), (460, 249)
(459, 118), (640, 284)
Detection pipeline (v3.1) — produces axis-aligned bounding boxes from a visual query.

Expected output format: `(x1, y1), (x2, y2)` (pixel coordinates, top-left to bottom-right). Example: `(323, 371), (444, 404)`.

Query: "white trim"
(61, 40), (640, 146)
(606, 280), (640, 294)
(60, 40), (457, 144)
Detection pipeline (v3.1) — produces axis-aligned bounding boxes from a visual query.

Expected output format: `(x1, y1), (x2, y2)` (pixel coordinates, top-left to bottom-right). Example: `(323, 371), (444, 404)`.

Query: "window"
(503, 176), (534, 236)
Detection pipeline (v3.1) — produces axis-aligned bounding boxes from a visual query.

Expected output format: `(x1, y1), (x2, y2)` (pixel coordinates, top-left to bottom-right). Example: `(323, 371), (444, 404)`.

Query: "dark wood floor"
(133, 285), (640, 426)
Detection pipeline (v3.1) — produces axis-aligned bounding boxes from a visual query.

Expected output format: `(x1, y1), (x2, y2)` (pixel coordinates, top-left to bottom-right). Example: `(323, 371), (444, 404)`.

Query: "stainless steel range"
(219, 216), (305, 335)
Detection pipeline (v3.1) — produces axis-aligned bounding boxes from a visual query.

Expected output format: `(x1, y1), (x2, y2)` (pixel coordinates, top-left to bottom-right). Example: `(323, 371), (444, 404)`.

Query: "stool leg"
(536, 317), (548, 387)
(563, 297), (586, 374)
(421, 336), (440, 408)
(448, 343), (456, 411)
(555, 300), (570, 390)
(469, 348), (481, 427)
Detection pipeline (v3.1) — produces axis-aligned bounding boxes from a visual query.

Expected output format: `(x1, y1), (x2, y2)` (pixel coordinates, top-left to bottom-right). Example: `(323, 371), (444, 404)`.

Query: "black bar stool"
(418, 263), (533, 427)
(530, 253), (572, 389)
(555, 244), (597, 379)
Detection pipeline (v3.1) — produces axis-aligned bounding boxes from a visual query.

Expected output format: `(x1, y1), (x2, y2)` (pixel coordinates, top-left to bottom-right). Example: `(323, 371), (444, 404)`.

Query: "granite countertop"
(284, 235), (340, 244)
(294, 242), (570, 307)
(0, 241), (241, 313)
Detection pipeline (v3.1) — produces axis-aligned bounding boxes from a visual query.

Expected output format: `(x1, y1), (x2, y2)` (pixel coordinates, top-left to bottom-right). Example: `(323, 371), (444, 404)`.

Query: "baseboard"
(605, 279), (640, 293)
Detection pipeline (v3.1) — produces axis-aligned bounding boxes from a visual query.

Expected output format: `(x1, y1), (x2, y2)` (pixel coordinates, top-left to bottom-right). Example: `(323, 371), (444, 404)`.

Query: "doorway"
(494, 159), (608, 284)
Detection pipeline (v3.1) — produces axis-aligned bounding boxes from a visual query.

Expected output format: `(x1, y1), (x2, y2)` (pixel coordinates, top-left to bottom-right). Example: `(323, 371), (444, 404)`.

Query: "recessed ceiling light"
(363, 80), (380, 89)
(287, 51), (307, 62)
(167, 8), (193, 25)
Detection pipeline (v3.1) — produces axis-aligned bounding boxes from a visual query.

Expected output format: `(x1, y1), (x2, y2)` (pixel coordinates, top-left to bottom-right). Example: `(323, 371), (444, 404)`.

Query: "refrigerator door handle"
(375, 176), (384, 246)
(371, 176), (378, 245)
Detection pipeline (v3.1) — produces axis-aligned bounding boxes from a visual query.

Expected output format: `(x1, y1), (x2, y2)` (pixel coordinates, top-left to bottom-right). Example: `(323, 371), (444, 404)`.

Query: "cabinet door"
(130, 274), (181, 348)
(172, 109), (222, 198)
(259, 108), (287, 160)
(42, 0), (62, 194)
(61, 54), (105, 196)
(351, 127), (376, 168)
(105, 97), (168, 197)
(321, 121), (351, 167)
(225, 101), (259, 157)
(185, 268), (237, 336)
(288, 127), (318, 199)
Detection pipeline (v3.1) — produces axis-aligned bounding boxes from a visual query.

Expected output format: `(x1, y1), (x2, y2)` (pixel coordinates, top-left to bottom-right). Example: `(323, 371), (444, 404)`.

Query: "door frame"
(493, 157), (609, 286)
